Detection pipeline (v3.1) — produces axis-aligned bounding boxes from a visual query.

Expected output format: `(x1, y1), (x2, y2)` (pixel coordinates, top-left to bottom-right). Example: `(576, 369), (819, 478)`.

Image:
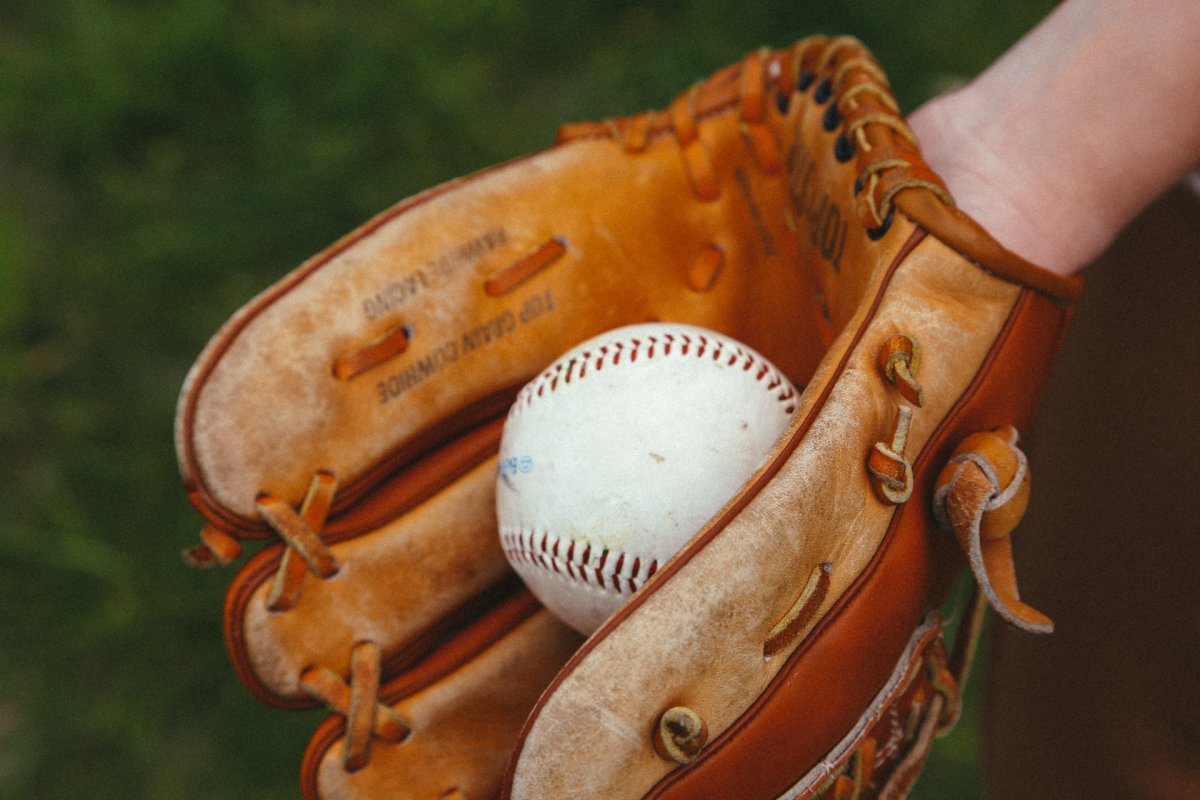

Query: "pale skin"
(908, 0), (1200, 277)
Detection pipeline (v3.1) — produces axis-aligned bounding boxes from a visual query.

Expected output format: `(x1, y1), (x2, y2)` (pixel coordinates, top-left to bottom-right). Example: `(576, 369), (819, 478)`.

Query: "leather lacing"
(328, 235), (568, 382)
(807, 621), (966, 800)
(782, 37), (955, 237)
(932, 426), (1054, 634)
(867, 333), (926, 503)
(255, 470), (340, 612)
(257, 473), (410, 770)
(186, 469), (402, 770)
(332, 325), (412, 381)
(180, 37), (967, 780)
(739, 48), (784, 175)
(299, 640), (411, 770)
(553, 35), (958, 302)
(180, 471), (340, 579)
(763, 561), (832, 659)
(182, 473), (344, 605)
(182, 523), (245, 567)
(555, 46), (789, 204)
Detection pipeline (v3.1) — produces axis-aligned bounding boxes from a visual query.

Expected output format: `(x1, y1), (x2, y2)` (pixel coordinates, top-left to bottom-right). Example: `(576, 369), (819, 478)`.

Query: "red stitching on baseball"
(501, 527), (663, 597)
(503, 326), (798, 597)
(510, 328), (798, 419)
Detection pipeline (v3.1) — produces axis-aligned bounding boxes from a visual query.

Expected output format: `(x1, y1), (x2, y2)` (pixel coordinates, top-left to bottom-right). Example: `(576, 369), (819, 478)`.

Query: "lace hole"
(834, 133), (855, 163)
(853, 176), (864, 195)
(867, 209), (895, 241)
(775, 88), (791, 114)
(797, 71), (815, 92)
(814, 78), (832, 104)
(822, 103), (841, 132)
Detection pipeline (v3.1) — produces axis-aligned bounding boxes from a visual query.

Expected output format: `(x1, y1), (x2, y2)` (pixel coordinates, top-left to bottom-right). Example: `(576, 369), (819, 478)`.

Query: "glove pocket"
(501, 227), (1067, 799)
(177, 94), (818, 545)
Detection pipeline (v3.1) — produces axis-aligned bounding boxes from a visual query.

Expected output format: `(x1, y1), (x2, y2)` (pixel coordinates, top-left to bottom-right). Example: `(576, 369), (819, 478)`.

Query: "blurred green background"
(0, 2), (1056, 798)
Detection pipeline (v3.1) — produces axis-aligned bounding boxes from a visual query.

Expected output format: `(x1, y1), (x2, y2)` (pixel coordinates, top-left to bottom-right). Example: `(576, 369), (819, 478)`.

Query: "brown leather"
(502, 240), (1072, 799)
(933, 426), (1054, 633)
(504, 38), (1074, 798)
(224, 457), (516, 708)
(180, 41), (828, 797)
(176, 41), (838, 532)
(177, 36), (1078, 800)
(894, 188), (1083, 302)
(765, 615), (956, 799)
(193, 43), (834, 711)
(302, 595), (582, 800)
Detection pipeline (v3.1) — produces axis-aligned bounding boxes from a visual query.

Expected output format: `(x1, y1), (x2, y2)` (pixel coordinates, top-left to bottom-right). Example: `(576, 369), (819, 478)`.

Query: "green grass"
(0, 2), (1052, 797)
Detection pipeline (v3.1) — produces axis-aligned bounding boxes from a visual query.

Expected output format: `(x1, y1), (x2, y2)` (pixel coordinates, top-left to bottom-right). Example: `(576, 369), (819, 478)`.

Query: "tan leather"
(504, 37), (1076, 799)
(933, 426), (1054, 634)
(176, 37), (1079, 799)
(504, 230), (1071, 800)
(180, 42), (828, 797)
(227, 458), (512, 706)
(303, 597), (581, 800)
(177, 48), (825, 535)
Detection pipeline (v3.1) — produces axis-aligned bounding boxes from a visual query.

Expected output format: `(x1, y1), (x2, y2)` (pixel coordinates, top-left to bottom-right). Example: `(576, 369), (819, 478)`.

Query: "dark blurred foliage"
(0, 2), (1053, 797)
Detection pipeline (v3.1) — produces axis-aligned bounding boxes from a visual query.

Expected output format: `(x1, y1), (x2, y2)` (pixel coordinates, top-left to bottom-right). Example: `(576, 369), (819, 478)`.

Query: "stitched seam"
(500, 526), (659, 597)
(509, 330), (798, 418)
(504, 327), (797, 598)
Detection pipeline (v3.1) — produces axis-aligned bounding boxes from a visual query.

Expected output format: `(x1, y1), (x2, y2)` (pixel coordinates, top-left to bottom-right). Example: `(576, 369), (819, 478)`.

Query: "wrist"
(908, 89), (1111, 278)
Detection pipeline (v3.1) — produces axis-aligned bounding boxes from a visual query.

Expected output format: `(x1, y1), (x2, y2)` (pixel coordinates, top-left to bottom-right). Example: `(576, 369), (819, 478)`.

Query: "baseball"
(496, 322), (798, 635)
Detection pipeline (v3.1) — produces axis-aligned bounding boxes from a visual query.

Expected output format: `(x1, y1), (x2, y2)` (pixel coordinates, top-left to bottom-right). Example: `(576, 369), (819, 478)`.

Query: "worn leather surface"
(504, 227), (1070, 800)
(304, 603), (581, 800)
(231, 458), (508, 705)
(177, 56), (823, 534)
(189, 47), (829, 706)
(177, 37), (1082, 800)
(180, 42), (827, 798)
(503, 39), (1078, 799)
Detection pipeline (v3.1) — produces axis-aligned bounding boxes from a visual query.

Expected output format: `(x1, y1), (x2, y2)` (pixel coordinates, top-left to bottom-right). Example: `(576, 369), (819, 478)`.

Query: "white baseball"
(496, 322), (798, 635)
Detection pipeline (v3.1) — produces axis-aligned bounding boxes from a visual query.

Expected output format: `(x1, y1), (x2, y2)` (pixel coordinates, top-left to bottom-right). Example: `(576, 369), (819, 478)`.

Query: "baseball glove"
(176, 36), (1081, 799)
